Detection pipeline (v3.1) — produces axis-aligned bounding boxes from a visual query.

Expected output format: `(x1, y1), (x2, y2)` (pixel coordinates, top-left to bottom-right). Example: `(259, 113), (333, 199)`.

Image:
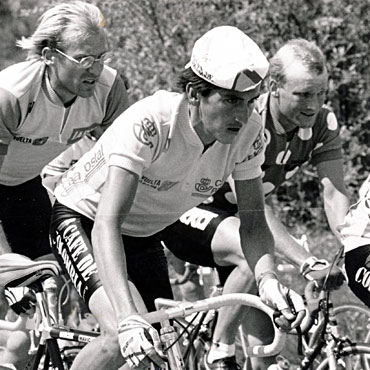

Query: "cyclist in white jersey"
(48, 26), (306, 370)
(0, 2), (129, 369)
(340, 174), (370, 308)
(161, 39), (349, 370)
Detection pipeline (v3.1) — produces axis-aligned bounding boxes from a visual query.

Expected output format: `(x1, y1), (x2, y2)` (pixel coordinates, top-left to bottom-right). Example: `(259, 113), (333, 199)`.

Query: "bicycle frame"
(1, 282), (100, 370)
(145, 293), (287, 370)
(286, 281), (370, 370)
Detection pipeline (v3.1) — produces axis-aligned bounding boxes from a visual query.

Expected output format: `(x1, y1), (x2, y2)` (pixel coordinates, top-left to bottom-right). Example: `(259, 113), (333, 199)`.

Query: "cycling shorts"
(50, 201), (173, 311)
(0, 176), (52, 259)
(161, 205), (234, 284)
(345, 244), (370, 309)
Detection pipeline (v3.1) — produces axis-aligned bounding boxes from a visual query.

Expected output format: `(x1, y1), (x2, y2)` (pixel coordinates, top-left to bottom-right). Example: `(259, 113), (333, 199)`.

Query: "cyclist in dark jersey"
(162, 39), (349, 370)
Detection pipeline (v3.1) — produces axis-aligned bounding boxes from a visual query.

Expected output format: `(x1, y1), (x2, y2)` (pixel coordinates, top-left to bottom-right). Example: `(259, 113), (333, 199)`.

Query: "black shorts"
(0, 176), (52, 259)
(161, 205), (234, 284)
(49, 201), (173, 311)
(345, 244), (370, 309)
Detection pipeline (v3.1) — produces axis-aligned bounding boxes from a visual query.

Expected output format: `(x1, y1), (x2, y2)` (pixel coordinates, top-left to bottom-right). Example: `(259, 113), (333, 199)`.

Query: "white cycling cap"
(185, 25), (269, 92)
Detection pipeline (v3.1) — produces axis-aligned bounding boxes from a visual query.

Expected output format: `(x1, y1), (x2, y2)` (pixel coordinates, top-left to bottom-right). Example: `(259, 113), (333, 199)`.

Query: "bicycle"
(0, 253), (286, 370)
(166, 249), (370, 370)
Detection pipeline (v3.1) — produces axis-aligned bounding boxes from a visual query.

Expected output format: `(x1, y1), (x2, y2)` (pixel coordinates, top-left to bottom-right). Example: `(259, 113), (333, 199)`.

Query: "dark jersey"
(201, 92), (343, 213)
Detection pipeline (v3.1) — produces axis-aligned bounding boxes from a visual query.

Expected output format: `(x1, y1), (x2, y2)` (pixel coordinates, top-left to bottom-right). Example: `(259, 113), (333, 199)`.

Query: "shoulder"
(0, 59), (45, 99)
(314, 105), (340, 133)
(97, 65), (118, 87)
(248, 109), (263, 126)
(130, 90), (183, 122)
(107, 90), (183, 149)
(255, 92), (269, 115)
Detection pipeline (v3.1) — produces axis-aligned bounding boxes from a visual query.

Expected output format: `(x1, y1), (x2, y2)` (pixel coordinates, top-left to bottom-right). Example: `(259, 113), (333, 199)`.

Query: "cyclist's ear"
(42, 47), (55, 65)
(185, 83), (200, 106)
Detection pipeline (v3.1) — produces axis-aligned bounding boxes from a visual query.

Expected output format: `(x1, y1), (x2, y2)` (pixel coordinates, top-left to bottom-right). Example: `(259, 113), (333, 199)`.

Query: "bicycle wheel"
(334, 304), (370, 342)
(315, 343), (370, 370)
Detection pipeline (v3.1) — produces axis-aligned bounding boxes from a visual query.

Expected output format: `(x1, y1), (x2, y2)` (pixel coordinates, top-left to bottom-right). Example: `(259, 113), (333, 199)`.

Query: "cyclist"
(0, 2), (129, 368)
(161, 39), (349, 370)
(340, 174), (370, 309)
(48, 26), (305, 370)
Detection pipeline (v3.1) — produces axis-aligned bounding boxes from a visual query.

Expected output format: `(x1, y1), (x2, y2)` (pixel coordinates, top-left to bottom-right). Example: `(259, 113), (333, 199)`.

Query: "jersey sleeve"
(41, 136), (96, 192)
(311, 107), (343, 166)
(100, 93), (170, 177)
(232, 119), (265, 181)
(0, 87), (21, 155)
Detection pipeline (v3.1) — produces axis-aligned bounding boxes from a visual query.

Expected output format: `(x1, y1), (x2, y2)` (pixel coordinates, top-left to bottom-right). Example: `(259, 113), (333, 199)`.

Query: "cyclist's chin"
(297, 115), (317, 128)
(77, 89), (95, 99)
(77, 84), (97, 98)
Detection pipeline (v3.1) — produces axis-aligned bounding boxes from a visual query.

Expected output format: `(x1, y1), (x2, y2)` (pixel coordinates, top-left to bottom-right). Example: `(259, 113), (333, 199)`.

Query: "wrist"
(300, 256), (329, 279)
(256, 270), (278, 291)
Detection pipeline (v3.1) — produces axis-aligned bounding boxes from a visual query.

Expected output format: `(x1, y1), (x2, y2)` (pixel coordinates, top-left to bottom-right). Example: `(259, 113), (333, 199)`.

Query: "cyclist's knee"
(234, 258), (253, 275)
(5, 330), (30, 353)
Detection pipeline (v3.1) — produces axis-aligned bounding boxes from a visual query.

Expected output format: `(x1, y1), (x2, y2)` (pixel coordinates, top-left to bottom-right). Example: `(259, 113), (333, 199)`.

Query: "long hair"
(17, 1), (106, 60)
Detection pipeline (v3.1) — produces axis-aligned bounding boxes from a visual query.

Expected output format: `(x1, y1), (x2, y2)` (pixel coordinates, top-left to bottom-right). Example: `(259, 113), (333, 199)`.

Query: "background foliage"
(0, 0), (369, 251)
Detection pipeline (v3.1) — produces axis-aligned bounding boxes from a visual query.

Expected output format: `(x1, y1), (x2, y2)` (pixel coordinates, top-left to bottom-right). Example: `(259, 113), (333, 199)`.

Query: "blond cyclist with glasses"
(0, 2), (129, 369)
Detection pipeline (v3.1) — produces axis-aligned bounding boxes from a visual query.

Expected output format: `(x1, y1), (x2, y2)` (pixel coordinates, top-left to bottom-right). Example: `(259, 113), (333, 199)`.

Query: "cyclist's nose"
(88, 60), (104, 76)
(236, 102), (254, 125)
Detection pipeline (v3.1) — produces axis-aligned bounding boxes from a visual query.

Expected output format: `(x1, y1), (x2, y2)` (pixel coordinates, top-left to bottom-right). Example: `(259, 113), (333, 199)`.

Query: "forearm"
(265, 206), (311, 267)
(323, 187), (350, 241)
(92, 221), (137, 322)
(239, 220), (276, 280)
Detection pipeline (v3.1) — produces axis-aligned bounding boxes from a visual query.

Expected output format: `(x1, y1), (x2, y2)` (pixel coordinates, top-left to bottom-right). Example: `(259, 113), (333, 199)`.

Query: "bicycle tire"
(334, 304), (370, 343)
(314, 343), (370, 370)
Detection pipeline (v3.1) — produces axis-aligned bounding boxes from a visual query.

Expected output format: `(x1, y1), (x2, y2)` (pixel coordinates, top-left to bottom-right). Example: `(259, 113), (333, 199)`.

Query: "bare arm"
(91, 165), (139, 322)
(235, 177), (275, 280)
(235, 176), (306, 327)
(264, 198), (311, 267)
(317, 158), (350, 241)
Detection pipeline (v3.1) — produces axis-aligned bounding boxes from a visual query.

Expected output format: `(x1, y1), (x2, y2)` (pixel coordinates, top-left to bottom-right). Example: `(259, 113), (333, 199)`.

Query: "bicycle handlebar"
(143, 292), (286, 357)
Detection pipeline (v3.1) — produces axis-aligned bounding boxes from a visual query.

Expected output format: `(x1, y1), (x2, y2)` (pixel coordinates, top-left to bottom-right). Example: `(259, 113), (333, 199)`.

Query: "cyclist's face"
(192, 87), (260, 145)
(273, 62), (328, 129)
(49, 31), (108, 104)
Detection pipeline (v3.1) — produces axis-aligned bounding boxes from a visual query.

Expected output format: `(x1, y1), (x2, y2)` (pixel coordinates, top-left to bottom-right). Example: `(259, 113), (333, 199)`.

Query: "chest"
(13, 93), (104, 145)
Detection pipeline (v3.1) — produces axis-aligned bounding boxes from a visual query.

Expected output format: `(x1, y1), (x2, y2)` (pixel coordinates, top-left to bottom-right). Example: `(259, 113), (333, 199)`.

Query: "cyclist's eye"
(79, 57), (95, 67)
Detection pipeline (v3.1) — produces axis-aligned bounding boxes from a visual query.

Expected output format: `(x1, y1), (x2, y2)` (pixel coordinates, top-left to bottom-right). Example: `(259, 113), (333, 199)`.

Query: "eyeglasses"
(54, 48), (110, 69)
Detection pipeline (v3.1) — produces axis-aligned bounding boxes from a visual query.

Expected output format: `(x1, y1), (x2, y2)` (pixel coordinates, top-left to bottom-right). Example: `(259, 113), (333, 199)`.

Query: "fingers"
(147, 326), (164, 357)
(142, 347), (165, 368)
(124, 346), (165, 369)
(261, 281), (306, 331)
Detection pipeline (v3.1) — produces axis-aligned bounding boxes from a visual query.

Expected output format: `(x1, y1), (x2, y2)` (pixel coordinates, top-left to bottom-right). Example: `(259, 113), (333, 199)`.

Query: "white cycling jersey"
(340, 175), (370, 252)
(53, 90), (265, 237)
(0, 59), (127, 185)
